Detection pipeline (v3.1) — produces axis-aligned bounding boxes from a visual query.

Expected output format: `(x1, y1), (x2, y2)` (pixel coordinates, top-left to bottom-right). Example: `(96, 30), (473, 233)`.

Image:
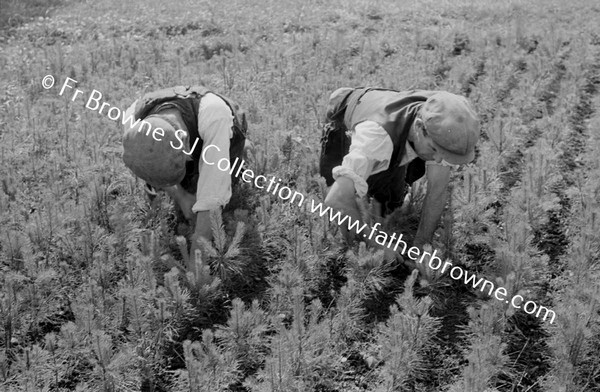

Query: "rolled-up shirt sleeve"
(331, 120), (393, 197)
(192, 93), (235, 212)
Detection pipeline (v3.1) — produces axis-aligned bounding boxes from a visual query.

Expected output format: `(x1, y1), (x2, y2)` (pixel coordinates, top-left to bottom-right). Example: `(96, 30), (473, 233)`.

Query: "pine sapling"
(373, 269), (441, 391)
(215, 298), (269, 376)
(173, 331), (239, 392)
(345, 242), (395, 301)
(196, 209), (247, 282)
(447, 303), (509, 392)
(245, 295), (342, 392)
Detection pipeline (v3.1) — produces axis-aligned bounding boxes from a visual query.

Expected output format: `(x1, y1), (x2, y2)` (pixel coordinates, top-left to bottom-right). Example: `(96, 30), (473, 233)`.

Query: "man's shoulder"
(139, 85), (211, 101)
(364, 88), (440, 100)
(134, 86), (204, 120)
(352, 89), (436, 123)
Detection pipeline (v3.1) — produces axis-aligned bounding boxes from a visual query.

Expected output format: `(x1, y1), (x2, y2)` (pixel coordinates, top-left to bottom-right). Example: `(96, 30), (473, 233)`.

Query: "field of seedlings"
(1, 0), (599, 390)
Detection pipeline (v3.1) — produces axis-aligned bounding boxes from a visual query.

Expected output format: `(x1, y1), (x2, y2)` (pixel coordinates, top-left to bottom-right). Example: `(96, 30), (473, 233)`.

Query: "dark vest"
(133, 86), (247, 191)
(321, 88), (436, 209)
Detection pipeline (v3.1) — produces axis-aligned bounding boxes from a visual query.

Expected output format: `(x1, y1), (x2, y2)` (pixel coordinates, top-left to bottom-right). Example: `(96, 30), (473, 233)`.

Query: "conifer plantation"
(1, 0), (599, 390)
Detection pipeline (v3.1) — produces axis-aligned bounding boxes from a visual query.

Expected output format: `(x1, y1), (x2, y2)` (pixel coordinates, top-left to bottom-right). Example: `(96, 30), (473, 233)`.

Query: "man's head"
(122, 110), (189, 188)
(410, 92), (480, 165)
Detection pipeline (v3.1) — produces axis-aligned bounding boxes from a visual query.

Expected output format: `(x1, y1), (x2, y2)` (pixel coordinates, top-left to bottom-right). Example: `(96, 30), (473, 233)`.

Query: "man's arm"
(189, 93), (235, 266)
(163, 185), (215, 267)
(414, 163), (451, 247)
(324, 176), (363, 243)
(324, 120), (393, 243)
(325, 177), (402, 263)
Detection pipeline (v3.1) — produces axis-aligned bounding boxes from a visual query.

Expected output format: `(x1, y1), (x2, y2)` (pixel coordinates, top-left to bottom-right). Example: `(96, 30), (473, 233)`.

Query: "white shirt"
(331, 120), (455, 197)
(193, 93), (234, 212)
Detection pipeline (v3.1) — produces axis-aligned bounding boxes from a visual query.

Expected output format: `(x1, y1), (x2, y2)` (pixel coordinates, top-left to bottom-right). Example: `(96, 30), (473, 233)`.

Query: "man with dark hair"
(320, 87), (479, 251)
(121, 86), (247, 266)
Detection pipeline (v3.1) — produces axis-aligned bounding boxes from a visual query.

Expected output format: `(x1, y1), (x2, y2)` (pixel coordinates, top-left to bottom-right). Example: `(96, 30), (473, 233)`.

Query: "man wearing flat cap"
(320, 87), (479, 250)
(121, 86), (247, 267)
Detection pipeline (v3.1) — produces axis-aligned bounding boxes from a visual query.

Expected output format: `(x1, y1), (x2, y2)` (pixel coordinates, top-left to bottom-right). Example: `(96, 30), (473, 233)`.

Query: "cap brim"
(434, 143), (475, 165)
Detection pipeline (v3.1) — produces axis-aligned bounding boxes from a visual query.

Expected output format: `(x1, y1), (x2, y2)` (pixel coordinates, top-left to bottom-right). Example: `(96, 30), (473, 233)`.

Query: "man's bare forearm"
(415, 188), (446, 246)
(194, 210), (213, 242)
(165, 185), (196, 221)
(188, 210), (214, 268)
(324, 177), (364, 242)
(414, 165), (451, 246)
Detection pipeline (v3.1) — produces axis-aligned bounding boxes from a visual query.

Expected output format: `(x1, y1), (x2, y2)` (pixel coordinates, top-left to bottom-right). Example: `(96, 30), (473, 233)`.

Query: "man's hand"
(412, 237), (429, 251)
(189, 210), (213, 269)
(324, 176), (364, 242)
(178, 193), (196, 222)
(165, 185), (196, 221)
(383, 247), (402, 263)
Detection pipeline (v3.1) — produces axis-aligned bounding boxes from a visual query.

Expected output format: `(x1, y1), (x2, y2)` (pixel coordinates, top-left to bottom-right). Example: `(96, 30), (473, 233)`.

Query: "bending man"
(121, 86), (247, 267)
(320, 87), (479, 249)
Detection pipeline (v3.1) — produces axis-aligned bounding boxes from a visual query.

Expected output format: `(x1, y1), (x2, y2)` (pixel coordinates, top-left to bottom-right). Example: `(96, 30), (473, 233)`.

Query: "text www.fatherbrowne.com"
(44, 74), (557, 325)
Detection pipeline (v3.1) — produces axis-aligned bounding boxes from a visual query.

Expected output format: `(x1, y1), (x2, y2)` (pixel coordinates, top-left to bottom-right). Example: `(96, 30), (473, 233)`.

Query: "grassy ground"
(1, 0), (600, 391)
(0, 0), (64, 33)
